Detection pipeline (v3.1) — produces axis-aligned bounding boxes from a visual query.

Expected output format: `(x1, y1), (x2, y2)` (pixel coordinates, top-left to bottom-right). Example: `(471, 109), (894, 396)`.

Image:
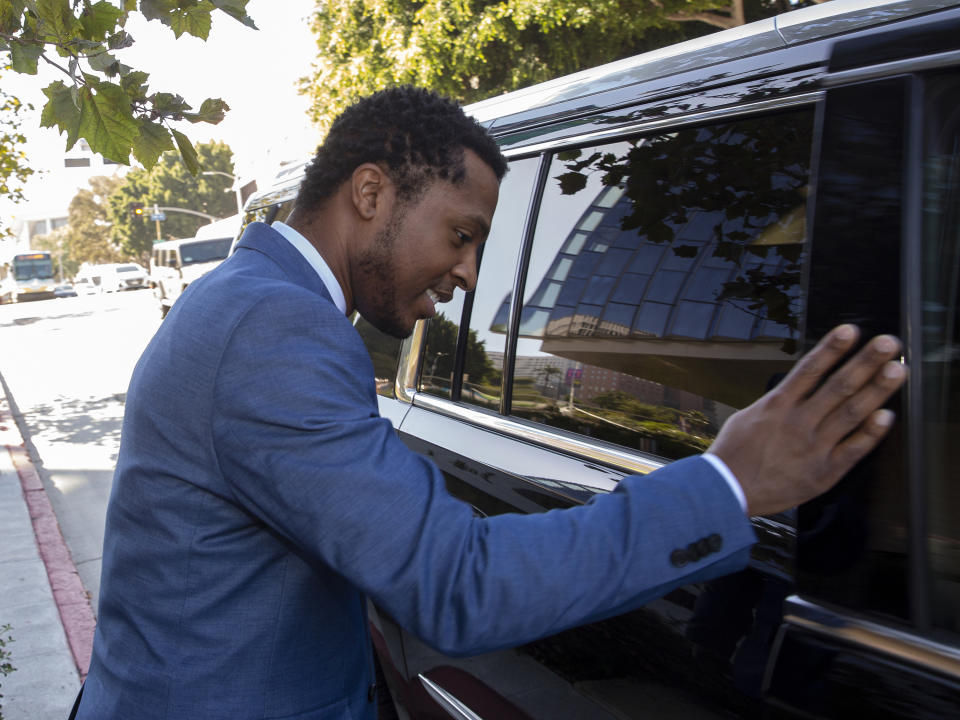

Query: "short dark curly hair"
(294, 86), (507, 213)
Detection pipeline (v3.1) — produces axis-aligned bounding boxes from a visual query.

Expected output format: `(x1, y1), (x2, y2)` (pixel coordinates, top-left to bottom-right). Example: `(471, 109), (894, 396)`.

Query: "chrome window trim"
(499, 92), (821, 159)
(823, 49), (960, 88)
(418, 674), (483, 720)
(396, 320), (427, 403)
(783, 596), (960, 680)
(412, 392), (665, 476)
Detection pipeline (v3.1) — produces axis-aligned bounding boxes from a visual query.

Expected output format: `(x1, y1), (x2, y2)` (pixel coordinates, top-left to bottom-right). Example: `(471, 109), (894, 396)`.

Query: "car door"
(386, 98), (819, 719)
(764, 15), (960, 718)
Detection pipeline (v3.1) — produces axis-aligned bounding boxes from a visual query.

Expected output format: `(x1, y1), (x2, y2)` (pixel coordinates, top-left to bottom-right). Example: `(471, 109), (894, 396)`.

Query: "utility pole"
(153, 204), (162, 243)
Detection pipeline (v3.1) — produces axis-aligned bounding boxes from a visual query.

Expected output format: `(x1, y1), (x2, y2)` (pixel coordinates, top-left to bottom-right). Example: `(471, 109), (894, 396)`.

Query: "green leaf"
(107, 30), (134, 50)
(35, 0), (81, 42)
(168, 1), (215, 39)
(77, 81), (140, 164)
(171, 129), (200, 175)
(149, 92), (191, 115)
(120, 70), (150, 98)
(182, 97), (228, 124)
(40, 80), (82, 149)
(87, 50), (120, 75)
(132, 118), (173, 169)
(0, 1), (28, 35)
(138, 0), (176, 23)
(10, 40), (43, 74)
(79, 1), (123, 40)
(210, 0), (257, 29)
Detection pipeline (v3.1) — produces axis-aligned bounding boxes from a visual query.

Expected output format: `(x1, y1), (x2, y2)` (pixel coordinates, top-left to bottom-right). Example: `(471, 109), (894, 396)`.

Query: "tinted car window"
(921, 71), (960, 634)
(419, 157), (539, 402)
(354, 314), (403, 398)
(800, 77), (908, 623)
(419, 295), (465, 400)
(509, 111), (813, 460)
(462, 156), (540, 411)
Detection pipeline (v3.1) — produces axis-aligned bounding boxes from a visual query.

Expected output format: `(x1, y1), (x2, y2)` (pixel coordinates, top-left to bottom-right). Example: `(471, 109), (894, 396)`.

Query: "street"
(0, 289), (162, 615)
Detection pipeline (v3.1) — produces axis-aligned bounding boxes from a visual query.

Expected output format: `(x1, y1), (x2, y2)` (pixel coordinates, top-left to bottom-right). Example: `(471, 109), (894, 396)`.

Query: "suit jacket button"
(368, 683), (376, 702)
(670, 549), (689, 567)
(696, 538), (711, 557)
(708, 533), (722, 552)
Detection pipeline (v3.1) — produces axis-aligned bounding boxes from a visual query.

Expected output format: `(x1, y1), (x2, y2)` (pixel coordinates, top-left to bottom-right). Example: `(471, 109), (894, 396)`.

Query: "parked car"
(151, 214), (241, 317)
(240, 2), (960, 718)
(73, 265), (104, 295)
(53, 283), (77, 298)
(104, 263), (149, 292)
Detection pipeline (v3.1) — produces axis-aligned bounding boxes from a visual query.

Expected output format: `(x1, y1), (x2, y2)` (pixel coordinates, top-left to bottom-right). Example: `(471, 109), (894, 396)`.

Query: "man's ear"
(351, 163), (390, 221)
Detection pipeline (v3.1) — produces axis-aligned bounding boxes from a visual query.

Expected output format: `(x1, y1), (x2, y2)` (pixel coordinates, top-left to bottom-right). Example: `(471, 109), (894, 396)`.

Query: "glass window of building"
(510, 111), (814, 461)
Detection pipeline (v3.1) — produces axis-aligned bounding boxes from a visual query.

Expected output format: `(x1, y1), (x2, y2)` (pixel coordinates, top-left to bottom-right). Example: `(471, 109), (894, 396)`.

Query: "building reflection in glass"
(493, 111), (814, 460)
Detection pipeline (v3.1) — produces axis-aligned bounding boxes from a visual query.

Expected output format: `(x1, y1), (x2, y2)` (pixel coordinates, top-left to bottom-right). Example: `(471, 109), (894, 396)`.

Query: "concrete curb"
(0, 403), (95, 681)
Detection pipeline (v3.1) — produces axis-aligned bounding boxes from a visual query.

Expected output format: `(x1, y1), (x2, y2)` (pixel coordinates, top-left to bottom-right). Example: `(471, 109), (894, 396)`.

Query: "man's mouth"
(426, 289), (452, 306)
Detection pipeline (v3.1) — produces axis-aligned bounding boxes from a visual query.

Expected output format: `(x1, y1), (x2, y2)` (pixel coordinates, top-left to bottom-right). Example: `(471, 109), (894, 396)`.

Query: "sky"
(2, 0), (324, 223)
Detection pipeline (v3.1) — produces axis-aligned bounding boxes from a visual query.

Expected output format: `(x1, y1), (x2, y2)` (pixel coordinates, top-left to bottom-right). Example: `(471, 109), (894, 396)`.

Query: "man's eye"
(454, 230), (471, 246)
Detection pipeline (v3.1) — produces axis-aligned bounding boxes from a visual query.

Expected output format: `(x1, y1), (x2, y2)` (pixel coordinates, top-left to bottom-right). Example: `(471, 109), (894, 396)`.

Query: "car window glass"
(353, 313), (403, 398)
(921, 71), (960, 635)
(462, 157), (540, 411)
(799, 77), (908, 622)
(510, 111), (813, 461)
(420, 294), (465, 400)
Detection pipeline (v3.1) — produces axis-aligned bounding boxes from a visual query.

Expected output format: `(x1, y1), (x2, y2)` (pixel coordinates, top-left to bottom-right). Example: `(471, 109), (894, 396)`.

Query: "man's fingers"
(806, 334), (902, 422)
(818, 360), (906, 443)
(824, 408), (898, 488)
(776, 324), (861, 402)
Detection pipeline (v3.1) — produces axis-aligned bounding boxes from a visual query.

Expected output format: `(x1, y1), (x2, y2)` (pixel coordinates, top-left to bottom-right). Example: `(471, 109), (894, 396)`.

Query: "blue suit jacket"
(79, 223), (756, 719)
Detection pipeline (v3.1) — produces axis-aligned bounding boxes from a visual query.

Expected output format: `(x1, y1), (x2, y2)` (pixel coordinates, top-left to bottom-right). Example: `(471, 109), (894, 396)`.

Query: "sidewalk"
(0, 394), (91, 719)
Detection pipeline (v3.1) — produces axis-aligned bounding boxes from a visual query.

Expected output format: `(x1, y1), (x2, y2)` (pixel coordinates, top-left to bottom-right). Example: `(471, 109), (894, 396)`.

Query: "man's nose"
(452, 250), (479, 292)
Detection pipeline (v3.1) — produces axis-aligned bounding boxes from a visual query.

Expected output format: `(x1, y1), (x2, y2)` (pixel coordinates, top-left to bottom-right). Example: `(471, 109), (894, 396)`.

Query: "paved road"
(0, 290), (162, 615)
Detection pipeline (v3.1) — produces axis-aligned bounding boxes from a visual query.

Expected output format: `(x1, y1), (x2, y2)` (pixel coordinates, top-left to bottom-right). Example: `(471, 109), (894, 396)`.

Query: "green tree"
(107, 140), (236, 261)
(0, 1), (255, 174)
(34, 174), (126, 277)
(0, 71), (34, 238)
(423, 311), (495, 387)
(300, 0), (792, 134)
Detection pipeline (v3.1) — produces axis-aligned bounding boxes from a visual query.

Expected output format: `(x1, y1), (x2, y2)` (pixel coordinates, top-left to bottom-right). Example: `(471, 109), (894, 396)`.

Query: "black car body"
(240, 1), (960, 716)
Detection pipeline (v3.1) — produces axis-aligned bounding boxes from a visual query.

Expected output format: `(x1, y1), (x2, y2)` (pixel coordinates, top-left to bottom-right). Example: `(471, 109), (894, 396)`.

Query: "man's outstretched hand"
(709, 325), (907, 517)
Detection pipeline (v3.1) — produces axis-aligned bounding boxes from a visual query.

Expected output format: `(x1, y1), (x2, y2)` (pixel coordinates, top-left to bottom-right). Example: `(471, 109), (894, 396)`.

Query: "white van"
(150, 214), (241, 317)
(74, 264), (105, 295)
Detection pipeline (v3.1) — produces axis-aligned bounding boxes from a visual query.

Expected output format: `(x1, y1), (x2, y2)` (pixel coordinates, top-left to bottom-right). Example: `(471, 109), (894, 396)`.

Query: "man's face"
(354, 150), (500, 338)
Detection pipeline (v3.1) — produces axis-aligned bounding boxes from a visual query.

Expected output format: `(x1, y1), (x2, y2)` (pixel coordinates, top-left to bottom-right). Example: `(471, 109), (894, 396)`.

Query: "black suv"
(238, 1), (960, 717)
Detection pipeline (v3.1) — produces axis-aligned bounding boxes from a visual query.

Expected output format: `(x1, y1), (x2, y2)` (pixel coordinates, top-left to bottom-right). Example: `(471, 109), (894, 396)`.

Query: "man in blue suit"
(77, 87), (905, 719)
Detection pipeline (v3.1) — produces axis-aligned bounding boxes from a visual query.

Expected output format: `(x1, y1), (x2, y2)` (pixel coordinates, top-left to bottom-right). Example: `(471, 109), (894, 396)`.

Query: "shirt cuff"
(702, 453), (748, 514)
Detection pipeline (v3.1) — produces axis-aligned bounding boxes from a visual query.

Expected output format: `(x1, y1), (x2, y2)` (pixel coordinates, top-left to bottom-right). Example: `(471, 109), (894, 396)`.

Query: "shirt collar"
(271, 221), (347, 315)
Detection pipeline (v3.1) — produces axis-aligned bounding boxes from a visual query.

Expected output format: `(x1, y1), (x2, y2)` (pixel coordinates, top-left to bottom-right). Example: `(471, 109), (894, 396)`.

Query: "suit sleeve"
(212, 288), (758, 657)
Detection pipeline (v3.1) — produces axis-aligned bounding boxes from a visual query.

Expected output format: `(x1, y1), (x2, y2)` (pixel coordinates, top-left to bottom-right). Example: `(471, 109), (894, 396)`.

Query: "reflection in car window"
(420, 158), (540, 402)
(921, 71), (960, 635)
(180, 238), (232, 265)
(420, 297), (465, 400)
(508, 112), (813, 460)
(462, 157), (540, 411)
(353, 314), (403, 398)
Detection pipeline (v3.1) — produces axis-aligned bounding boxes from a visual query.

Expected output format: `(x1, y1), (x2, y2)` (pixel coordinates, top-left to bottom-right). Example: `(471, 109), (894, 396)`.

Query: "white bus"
(0, 251), (56, 303)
